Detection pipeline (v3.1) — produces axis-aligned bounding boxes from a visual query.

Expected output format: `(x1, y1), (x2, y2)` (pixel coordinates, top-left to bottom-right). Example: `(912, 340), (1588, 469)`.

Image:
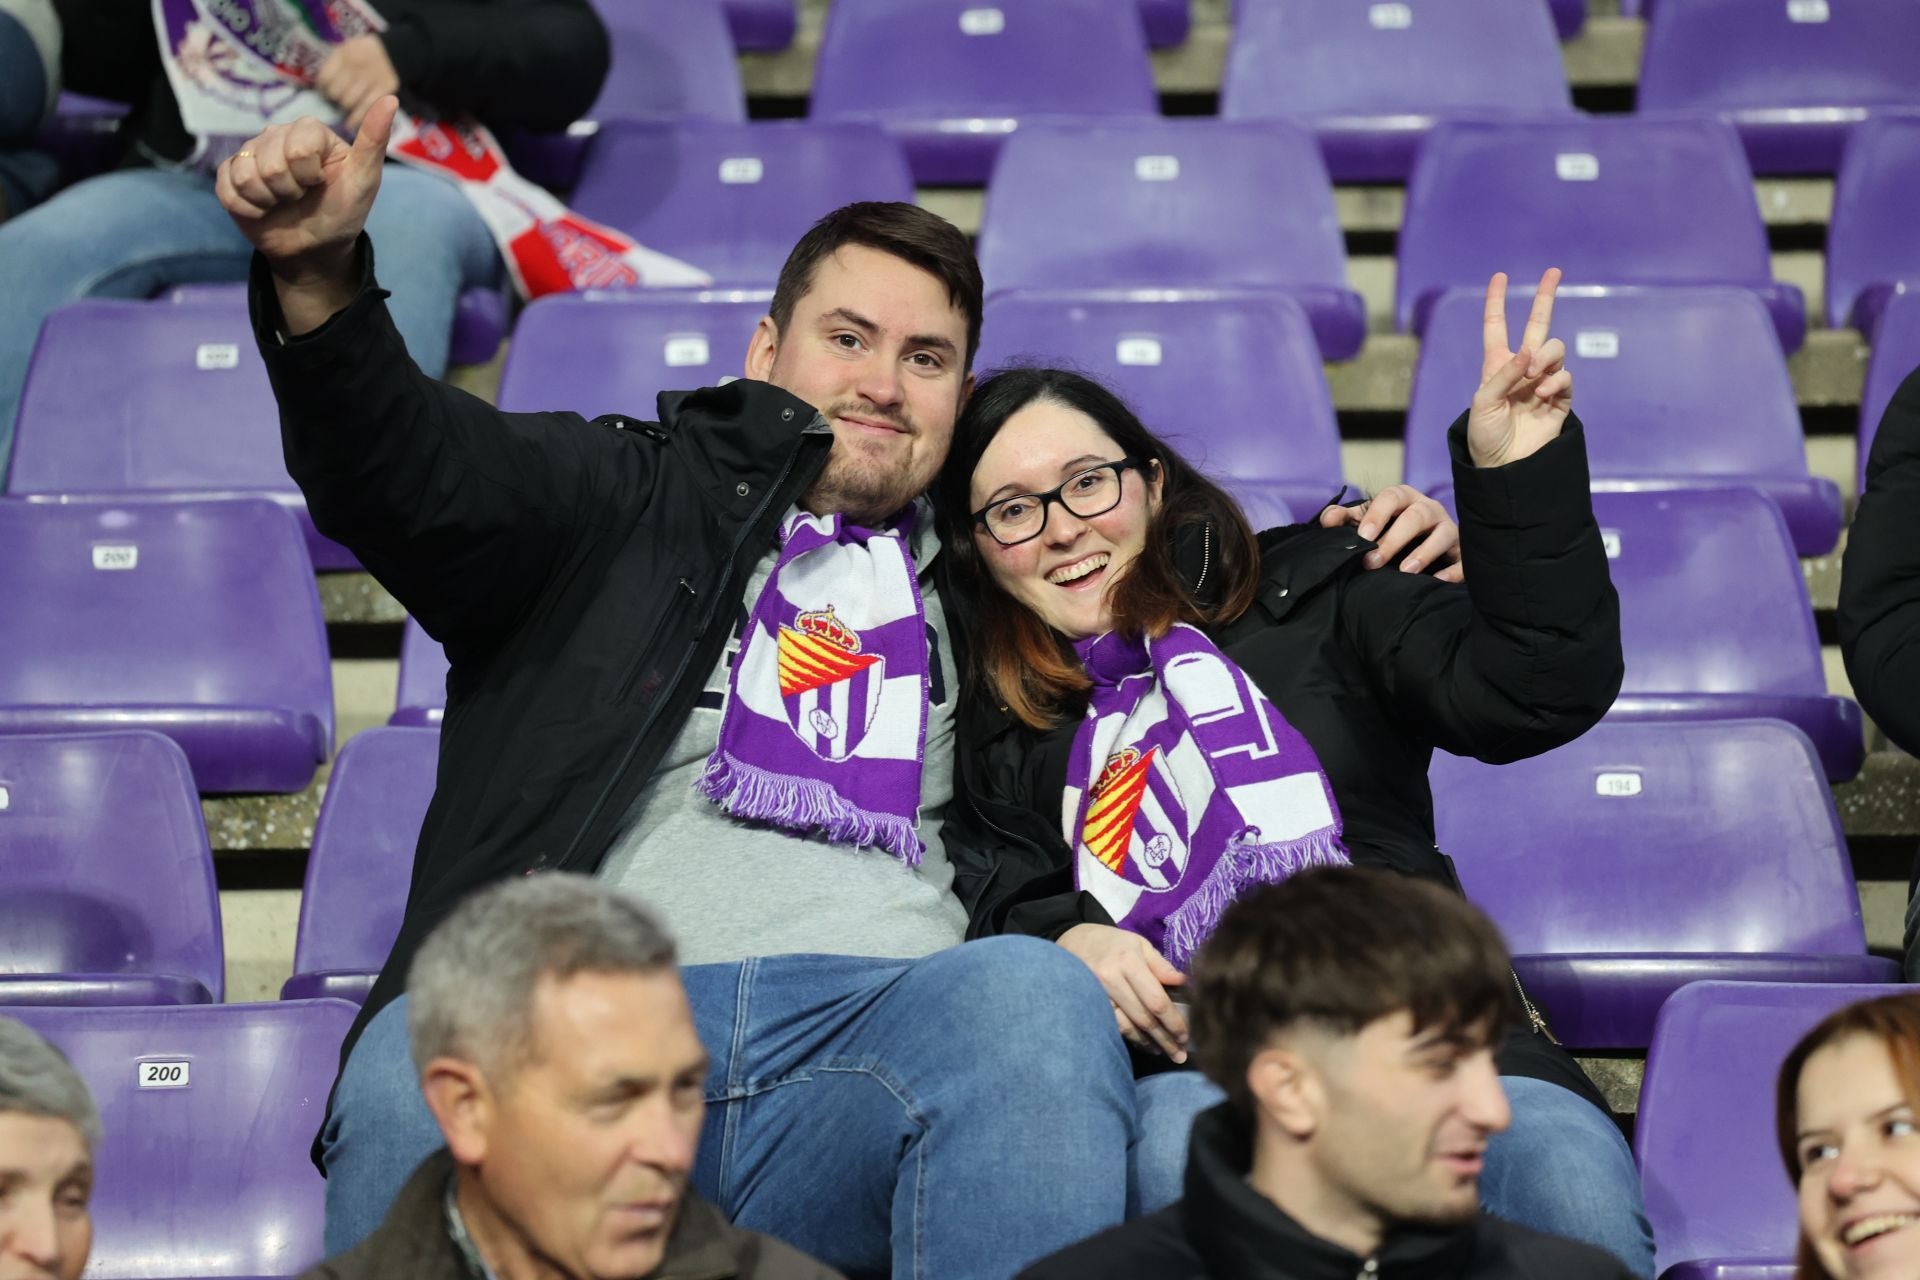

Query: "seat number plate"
(139, 1061), (190, 1089)
(959, 7), (1004, 35)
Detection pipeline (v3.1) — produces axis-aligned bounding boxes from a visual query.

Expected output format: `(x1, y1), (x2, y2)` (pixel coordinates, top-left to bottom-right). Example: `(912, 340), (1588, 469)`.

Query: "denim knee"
(916, 936), (1124, 1074)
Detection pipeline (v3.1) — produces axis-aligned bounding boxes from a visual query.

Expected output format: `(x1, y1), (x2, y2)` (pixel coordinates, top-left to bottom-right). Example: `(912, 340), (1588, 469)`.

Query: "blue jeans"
(0, 162), (500, 471)
(1127, 1070), (1655, 1279)
(322, 939), (1136, 1280)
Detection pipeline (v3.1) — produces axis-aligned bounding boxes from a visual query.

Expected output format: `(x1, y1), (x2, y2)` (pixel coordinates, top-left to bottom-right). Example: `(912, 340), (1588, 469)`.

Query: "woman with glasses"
(935, 270), (1653, 1276)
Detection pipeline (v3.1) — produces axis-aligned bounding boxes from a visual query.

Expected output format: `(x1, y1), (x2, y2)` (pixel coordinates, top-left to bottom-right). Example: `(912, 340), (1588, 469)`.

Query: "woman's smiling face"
(1796, 1032), (1920, 1278)
(968, 398), (1162, 641)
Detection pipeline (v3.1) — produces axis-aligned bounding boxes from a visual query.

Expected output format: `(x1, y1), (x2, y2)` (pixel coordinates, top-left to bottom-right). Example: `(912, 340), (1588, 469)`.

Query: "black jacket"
(54, 0), (608, 167)
(1840, 363), (1920, 760)
(1018, 1105), (1634, 1280)
(249, 243), (975, 1144)
(303, 1149), (845, 1280)
(948, 417), (1622, 1101)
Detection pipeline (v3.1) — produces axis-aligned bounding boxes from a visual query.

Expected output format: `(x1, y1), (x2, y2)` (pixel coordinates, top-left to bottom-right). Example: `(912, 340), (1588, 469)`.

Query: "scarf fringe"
(697, 751), (924, 866)
(1161, 828), (1350, 970)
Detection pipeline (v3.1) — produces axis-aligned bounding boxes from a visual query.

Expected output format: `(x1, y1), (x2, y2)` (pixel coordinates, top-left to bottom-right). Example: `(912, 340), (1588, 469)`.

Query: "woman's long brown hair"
(934, 367), (1263, 730)
(1777, 992), (1920, 1279)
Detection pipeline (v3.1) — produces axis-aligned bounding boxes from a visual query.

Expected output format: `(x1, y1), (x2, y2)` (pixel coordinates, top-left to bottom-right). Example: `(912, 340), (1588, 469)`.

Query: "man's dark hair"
(769, 201), (984, 371)
(1190, 866), (1520, 1121)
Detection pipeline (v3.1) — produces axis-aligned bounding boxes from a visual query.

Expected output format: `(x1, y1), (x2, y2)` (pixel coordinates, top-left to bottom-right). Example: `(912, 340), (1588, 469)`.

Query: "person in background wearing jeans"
(0, 0), (608, 473)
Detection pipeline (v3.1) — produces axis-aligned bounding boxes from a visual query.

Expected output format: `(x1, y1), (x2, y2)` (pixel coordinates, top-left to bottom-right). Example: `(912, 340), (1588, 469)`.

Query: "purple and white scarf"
(698, 507), (929, 863)
(1067, 624), (1349, 969)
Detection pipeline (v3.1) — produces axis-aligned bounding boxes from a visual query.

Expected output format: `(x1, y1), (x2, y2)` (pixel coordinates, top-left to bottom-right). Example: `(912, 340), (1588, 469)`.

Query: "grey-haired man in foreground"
(0, 1016), (97, 1280)
(301, 874), (840, 1280)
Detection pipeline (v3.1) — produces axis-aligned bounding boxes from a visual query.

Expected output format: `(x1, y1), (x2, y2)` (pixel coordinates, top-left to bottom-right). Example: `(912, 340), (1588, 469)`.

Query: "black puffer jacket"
(1019, 1105), (1635, 1280)
(250, 244), (975, 1152)
(947, 416), (1622, 1100)
(54, 0), (608, 166)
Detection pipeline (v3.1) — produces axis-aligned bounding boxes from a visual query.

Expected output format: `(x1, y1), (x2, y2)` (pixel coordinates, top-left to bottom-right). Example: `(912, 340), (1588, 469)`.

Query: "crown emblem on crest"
(1093, 747), (1142, 799)
(795, 606), (860, 654)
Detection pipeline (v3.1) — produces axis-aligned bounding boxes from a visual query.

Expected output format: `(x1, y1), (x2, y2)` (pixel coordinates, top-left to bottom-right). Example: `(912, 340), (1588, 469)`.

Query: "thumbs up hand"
(217, 95), (399, 302)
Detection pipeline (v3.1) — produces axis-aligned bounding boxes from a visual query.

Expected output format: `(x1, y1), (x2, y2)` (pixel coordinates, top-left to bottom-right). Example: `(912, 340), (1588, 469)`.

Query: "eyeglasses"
(971, 458), (1152, 547)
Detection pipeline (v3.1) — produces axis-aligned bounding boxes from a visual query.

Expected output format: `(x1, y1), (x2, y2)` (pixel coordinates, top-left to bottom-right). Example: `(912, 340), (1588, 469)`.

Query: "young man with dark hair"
(1021, 866), (1635, 1280)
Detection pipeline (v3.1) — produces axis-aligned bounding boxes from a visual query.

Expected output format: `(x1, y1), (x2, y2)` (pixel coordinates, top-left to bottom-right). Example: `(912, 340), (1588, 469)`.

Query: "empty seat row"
(1, 719), (1882, 1053)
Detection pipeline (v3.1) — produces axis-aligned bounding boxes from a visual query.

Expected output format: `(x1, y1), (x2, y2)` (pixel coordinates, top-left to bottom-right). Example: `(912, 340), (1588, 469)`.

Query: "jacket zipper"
(1511, 968), (1559, 1045)
(553, 434), (821, 872)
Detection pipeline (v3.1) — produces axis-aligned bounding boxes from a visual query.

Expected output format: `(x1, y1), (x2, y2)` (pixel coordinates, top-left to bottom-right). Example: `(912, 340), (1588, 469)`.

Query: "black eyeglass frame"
(970, 457), (1156, 547)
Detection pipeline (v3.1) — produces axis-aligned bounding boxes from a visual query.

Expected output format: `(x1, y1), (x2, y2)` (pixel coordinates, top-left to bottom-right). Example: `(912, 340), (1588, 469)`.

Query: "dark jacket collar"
(1183, 1106), (1479, 1280)
(342, 1150), (755, 1280)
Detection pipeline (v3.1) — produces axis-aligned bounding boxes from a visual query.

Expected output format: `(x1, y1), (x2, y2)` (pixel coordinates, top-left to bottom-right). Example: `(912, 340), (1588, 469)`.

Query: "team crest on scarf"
(777, 606), (884, 760)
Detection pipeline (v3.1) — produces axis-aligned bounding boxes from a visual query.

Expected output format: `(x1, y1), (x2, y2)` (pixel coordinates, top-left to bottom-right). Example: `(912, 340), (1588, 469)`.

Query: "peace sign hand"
(1467, 268), (1572, 470)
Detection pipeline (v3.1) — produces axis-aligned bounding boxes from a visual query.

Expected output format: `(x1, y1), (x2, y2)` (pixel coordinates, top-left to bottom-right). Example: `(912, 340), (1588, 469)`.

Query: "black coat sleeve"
(1338, 412), (1623, 763)
(1840, 364), (1920, 757)
(250, 239), (644, 656)
(379, 0), (610, 131)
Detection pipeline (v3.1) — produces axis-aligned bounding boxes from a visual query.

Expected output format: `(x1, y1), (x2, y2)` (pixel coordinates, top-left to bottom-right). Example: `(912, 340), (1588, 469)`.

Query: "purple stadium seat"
(1828, 114), (1920, 337)
(976, 291), (1338, 523)
(1593, 488), (1863, 782)
(724, 0), (797, 50)
(1140, 0), (1189, 47)
(0, 732), (222, 1007)
(809, 0), (1159, 185)
(1221, 0), (1574, 182)
(1637, 0), (1920, 177)
(281, 727), (438, 1003)
(0, 498), (333, 793)
(496, 293), (768, 415)
(1859, 290), (1920, 490)
(1397, 118), (1805, 352)
(161, 281), (505, 368)
(508, 0), (745, 189)
(1431, 720), (1893, 1051)
(9, 296), (356, 570)
(1547, 0), (1583, 38)
(976, 120), (1366, 360)
(571, 122), (914, 287)
(393, 619), (450, 728)
(1637, 981), (1906, 1279)
(1404, 286), (1842, 555)
(2, 1000), (356, 1280)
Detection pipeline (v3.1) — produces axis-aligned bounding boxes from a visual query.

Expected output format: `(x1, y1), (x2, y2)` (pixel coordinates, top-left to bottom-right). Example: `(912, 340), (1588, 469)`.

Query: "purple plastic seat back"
(1859, 290), (1920, 489)
(393, 619), (451, 728)
(496, 294), (769, 416)
(809, 0), (1159, 185)
(1405, 286), (1841, 554)
(1593, 488), (1863, 782)
(723, 0), (797, 50)
(572, 122), (914, 288)
(1828, 114), (1920, 335)
(283, 727), (438, 1003)
(33, 93), (128, 185)
(1637, 981), (1906, 1275)
(10, 296), (356, 570)
(1397, 118), (1805, 352)
(1638, 0), (1920, 176)
(1430, 719), (1880, 1049)
(0, 498), (333, 793)
(509, 0), (745, 188)
(977, 120), (1365, 360)
(1139, 0), (1189, 46)
(160, 280), (505, 368)
(2, 1000), (357, 1279)
(976, 291), (1341, 520)
(0, 732), (222, 1006)
(1221, 0), (1572, 181)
